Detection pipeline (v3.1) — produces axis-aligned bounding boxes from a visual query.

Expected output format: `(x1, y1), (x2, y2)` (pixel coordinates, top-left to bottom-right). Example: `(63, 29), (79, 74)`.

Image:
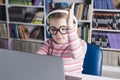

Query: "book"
(107, 33), (115, 48)
(87, 4), (92, 20)
(8, 7), (26, 22)
(0, 6), (6, 21)
(9, 0), (27, 5)
(30, 26), (44, 40)
(45, 0), (53, 14)
(23, 12), (35, 23)
(0, 23), (7, 37)
(18, 25), (30, 39)
(0, 39), (8, 49)
(31, 12), (44, 24)
(33, 0), (41, 6)
(25, 0), (32, 5)
(117, 33), (120, 49)
(82, 4), (89, 20)
(83, 25), (88, 41)
(54, 2), (69, 8)
(112, 33), (119, 49)
(76, 3), (84, 20)
(0, 0), (4, 4)
(10, 24), (19, 38)
(30, 42), (37, 53)
(119, 52), (120, 66)
(106, 0), (115, 9)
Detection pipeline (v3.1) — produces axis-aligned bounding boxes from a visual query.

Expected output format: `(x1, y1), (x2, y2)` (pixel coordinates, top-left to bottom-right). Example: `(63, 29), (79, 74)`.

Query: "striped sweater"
(37, 27), (87, 74)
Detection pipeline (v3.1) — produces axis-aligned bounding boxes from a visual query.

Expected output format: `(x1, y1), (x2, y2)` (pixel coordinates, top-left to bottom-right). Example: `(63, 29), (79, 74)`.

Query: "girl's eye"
(60, 27), (67, 31)
(50, 29), (57, 32)
(61, 28), (66, 30)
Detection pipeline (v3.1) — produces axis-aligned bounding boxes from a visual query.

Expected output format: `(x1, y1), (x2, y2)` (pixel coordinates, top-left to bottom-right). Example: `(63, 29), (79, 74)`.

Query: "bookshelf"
(0, 0), (46, 52)
(92, 0), (120, 75)
(0, 0), (92, 51)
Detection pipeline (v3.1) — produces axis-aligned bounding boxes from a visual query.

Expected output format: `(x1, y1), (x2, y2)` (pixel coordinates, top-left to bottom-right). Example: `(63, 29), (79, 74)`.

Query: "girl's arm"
(67, 27), (87, 59)
(67, 3), (87, 59)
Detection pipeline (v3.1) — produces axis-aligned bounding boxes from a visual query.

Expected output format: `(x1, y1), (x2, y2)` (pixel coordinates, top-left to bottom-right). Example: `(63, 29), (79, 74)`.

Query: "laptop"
(0, 49), (82, 80)
(0, 49), (65, 80)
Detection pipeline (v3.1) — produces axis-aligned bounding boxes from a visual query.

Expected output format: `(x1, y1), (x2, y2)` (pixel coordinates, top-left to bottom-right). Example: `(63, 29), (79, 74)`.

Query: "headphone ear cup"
(73, 15), (78, 29)
(47, 25), (49, 34)
(46, 25), (52, 38)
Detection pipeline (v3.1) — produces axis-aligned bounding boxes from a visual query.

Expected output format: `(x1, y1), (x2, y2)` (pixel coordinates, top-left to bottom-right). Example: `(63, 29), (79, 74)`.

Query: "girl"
(37, 3), (87, 74)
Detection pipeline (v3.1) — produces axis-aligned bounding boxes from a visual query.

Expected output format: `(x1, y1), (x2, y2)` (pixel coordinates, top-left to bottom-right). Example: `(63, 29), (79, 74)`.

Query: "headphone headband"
(46, 10), (69, 18)
(46, 9), (78, 28)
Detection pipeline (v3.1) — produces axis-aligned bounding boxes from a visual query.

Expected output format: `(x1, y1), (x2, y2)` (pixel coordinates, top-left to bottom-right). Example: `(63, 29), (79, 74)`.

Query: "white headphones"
(46, 10), (78, 28)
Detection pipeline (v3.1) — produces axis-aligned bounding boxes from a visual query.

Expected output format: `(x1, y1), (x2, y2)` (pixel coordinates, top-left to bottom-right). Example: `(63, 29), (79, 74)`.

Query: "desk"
(65, 72), (120, 80)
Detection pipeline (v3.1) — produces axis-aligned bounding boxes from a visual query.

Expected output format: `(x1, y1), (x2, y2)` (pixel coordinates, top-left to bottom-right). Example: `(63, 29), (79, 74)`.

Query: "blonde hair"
(48, 7), (69, 19)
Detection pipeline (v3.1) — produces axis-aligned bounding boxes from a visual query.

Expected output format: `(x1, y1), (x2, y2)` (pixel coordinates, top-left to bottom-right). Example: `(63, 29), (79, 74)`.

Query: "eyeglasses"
(48, 26), (67, 35)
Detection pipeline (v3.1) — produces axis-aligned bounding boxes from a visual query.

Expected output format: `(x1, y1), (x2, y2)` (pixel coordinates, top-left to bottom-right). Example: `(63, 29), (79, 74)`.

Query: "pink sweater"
(37, 27), (87, 74)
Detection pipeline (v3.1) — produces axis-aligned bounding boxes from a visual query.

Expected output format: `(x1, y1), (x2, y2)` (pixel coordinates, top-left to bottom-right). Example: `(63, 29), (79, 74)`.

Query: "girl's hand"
(67, 2), (75, 29)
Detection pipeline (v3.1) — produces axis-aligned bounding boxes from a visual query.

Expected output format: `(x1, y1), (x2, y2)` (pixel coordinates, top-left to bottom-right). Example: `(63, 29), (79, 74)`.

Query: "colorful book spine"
(33, 0), (40, 6)
(107, 33), (114, 48)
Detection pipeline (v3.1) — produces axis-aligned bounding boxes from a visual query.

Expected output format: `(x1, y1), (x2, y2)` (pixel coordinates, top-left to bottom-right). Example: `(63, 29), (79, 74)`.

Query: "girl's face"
(49, 18), (68, 44)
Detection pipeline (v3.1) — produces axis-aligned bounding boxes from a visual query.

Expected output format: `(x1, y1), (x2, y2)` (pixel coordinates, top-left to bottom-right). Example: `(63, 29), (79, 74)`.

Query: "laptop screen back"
(0, 49), (65, 80)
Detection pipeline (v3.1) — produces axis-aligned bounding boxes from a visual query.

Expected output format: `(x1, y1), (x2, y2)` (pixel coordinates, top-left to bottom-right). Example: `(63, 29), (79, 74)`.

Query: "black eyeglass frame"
(48, 26), (68, 35)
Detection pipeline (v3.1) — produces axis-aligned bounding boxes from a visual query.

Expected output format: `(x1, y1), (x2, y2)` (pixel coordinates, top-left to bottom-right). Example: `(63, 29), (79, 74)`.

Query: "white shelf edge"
(0, 37), (8, 39)
(101, 48), (120, 52)
(0, 21), (7, 23)
(92, 29), (120, 33)
(8, 4), (44, 8)
(93, 9), (120, 12)
(9, 22), (45, 26)
(78, 20), (91, 23)
(11, 38), (45, 43)
(52, 0), (84, 3)
(0, 4), (5, 6)
(102, 65), (120, 73)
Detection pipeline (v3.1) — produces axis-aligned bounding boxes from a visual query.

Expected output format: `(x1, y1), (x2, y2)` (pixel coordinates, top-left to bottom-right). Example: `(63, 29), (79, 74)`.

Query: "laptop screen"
(0, 49), (65, 80)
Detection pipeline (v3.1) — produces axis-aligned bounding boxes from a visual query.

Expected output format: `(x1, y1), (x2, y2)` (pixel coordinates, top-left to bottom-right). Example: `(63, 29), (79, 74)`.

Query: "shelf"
(101, 48), (120, 52)
(93, 9), (120, 12)
(8, 22), (45, 26)
(102, 65), (120, 73)
(0, 21), (7, 23)
(11, 38), (45, 43)
(78, 20), (91, 23)
(92, 29), (120, 33)
(52, 0), (84, 3)
(0, 37), (8, 39)
(0, 4), (5, 6)
(8, 4), (44, 8)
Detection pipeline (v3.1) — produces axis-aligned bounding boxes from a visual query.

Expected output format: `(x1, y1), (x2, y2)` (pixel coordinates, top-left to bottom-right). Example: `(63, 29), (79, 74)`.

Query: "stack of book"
(12, 40), (43, 53)
(8, 7), (26, 22)
(94, 0), (115, 9)
(93, 12), (120, 30)
(9, 0), (43, 6)
(9, 24), (44, 40)
(102, 50), (119, 67)
(31, 11), (44, 24)
(0, 39), (8, 49)
(92, 31), (120, 49)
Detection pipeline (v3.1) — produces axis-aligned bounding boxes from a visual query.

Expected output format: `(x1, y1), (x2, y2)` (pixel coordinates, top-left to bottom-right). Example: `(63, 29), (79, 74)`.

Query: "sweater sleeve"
(36, 40), (49, 55)
(67, 27), (87, 59)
